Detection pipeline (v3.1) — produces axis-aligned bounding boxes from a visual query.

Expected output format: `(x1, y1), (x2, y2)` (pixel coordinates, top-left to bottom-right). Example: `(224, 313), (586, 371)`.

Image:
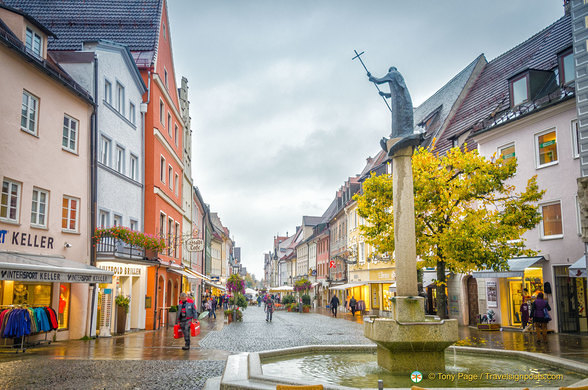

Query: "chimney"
(564, 0), (570, 16)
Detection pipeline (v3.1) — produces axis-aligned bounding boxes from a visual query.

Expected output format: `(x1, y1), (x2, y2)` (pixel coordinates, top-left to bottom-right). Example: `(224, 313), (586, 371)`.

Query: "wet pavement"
(0, 305), (586, 389)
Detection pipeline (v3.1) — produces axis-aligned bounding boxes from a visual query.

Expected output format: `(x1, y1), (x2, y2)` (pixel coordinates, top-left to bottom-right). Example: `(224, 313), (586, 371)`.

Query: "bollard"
(378, 379), (384, 389)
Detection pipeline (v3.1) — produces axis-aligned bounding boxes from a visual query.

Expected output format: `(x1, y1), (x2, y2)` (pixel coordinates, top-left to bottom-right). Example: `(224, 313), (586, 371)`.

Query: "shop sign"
(486, 281), (497, 308)
(186, 238), (204, 252)
(99, 265), (141, 276)
(0, 268), (111, 283)
(0, 229), (55, 249)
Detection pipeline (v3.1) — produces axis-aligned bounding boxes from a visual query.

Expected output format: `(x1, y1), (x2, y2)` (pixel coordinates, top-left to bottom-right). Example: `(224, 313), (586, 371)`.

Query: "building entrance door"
(555, 267), (579, 333)
(467, 277), (479, 325)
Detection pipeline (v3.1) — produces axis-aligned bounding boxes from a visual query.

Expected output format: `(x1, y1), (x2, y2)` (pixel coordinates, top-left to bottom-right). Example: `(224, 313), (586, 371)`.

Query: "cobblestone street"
(0, 306), (586, 389)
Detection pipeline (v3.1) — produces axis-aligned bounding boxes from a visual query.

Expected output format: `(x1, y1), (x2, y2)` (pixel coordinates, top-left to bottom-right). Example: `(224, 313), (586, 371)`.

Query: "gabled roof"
(2, 0), (163, 67)
(435, 15), (571, 155)
(302, 216), (322, 227)
(0, 3), (55, 36)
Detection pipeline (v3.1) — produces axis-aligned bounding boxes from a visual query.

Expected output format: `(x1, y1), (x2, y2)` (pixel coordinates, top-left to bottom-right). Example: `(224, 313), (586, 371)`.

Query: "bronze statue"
(368, 67), (414, 138)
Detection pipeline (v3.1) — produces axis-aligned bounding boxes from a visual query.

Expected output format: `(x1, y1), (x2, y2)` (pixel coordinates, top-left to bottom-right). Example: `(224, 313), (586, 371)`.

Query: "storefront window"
(382, 283), (394, 312)
(507, 268), (543, 326)
(59, 283), (71, 329)
(12, 282), (52, 306)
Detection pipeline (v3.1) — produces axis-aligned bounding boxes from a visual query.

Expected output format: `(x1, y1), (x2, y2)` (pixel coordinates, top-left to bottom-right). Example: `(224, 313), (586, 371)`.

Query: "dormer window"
(558, 48), (574, 85)
(510, 74), (529, 106)
(25, 27), (42, 57)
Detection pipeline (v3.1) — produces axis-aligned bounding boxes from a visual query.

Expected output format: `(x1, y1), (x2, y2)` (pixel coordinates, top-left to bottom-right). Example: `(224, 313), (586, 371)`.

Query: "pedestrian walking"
(330, 295), (340, 318)
(520, 297), (530, 331)
(349, 296), (357, 317)
(223, 294), (228, 310)
(531, 292), (551, 343)
(176, 292), (197, 350)
(265, 295), (274, 322)
(257, 295), (262, 307)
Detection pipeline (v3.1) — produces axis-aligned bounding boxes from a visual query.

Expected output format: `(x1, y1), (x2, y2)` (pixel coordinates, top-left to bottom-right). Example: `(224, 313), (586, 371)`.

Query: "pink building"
(0, 5), (112, 341)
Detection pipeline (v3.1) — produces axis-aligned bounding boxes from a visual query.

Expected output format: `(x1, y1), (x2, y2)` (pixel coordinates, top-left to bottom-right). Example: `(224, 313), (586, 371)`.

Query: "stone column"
(392, 146), (418, 297)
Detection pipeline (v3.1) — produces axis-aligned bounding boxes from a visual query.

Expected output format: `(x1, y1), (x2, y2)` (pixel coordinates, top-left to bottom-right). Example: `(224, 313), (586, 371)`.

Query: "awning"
(310, 282), (319, 288)
(570, 256), (587, 278)
(269, 285), (293, 292)
(472, 256), (544, 279)
(168, 268), (197, 280)
(0, 251), (113, 283)
(203, 279), (226, 291)
(330, 282), (367, 291)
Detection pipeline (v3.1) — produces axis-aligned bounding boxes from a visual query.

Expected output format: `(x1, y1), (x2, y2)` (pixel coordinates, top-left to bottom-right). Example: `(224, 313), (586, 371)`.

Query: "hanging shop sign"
(0, 229), (55, 249)
(186, 238), (204, 252)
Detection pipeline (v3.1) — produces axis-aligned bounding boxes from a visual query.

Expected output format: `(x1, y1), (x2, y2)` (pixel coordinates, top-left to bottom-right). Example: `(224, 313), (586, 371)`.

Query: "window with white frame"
(160, 156), (166, 183)
(105, 80), (112, 104)
(159, 212), (166, 238)
(511, 74), (529, 107)
(1, 179), (21, 223)
(174, 222), (180, 257)
(115, 146), (125, 174)
(174, 124), (178, 146)
(540, 201), (563, 239)
(100, 136), (111, 165)
(159, 100), (164, 125)
(116, 82), (125, 114)
(113, 214), (122, 227)
(174, 173), (179, 196)
(168, 217), (173, 255)
(359, 242), (365, 263)
(62, 115), (78, 153)
(21, 90), (39, 135)
(62, 196), (79, 232)
(167, 113), (172, 136)
(25, 27), (42, 57)
(99, 210), (109, 228)
(572, 120), (580, 159)
(499, 143), (516, 164)
(130, 219), (138, 231)
(129, 102), (136, 125)
(559, 48), (575, 85)
(31, 188), (48, 228)
(130, 154), (138, 181)
(168, 165), (173, 190)
(535, 129), (558, 168)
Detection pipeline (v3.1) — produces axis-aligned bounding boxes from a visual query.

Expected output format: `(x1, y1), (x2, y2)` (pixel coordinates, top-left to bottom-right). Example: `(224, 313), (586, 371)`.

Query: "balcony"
(94, 227), (166, 261)
(96, 235), (147, 260)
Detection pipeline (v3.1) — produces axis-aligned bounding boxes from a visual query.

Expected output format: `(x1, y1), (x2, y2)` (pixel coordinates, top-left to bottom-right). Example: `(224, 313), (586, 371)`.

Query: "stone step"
(202, 376), (221, 390)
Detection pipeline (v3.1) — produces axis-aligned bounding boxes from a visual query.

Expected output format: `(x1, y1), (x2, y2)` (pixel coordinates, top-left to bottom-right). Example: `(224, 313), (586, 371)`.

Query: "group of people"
(329, 295), (361, 317)
(520, 290), (552, 343)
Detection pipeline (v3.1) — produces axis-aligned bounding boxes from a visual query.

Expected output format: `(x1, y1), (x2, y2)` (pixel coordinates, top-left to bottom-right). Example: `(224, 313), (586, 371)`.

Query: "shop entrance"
(466, 277), (478, 326)
(508, 279), (523, 326)
(555, 267), (579, 333)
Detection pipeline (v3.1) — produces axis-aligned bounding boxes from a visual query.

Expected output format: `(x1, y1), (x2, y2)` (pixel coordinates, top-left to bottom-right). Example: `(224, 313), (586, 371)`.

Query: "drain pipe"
(140, 70), (151, 232)
(88, 53), (99, 337)
(153, 263), (160, 329)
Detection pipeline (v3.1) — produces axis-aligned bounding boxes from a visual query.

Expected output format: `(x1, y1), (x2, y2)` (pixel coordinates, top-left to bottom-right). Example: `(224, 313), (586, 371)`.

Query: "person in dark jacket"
(531, 292), (551, 343)
(520, 297), (530, 331)
(349, 296), (357, 317)
(176, 292), (197, 350)
(330, 295), (340, 317)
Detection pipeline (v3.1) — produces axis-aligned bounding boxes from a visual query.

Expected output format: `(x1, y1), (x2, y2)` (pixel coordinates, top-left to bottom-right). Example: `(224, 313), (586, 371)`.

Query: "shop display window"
(382, 284), (394, 312)
(11, 282), (52, 306)
(59, 283), (70, 329)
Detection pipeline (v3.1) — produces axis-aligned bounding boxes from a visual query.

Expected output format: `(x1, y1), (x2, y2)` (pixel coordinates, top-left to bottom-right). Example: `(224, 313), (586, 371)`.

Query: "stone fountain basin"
(208, 344), (588, 390)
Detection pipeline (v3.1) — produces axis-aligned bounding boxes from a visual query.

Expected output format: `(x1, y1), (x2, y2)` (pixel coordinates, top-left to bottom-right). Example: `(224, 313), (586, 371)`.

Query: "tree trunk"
(436, 260), (448, 319)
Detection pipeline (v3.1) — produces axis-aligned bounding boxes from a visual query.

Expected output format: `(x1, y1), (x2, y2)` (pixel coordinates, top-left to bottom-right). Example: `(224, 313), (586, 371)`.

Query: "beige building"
(0, 5), (112, 341)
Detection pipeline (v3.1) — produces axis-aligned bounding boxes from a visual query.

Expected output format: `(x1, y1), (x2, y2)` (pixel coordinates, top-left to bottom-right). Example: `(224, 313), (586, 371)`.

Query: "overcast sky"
(168, 1), (564, 279)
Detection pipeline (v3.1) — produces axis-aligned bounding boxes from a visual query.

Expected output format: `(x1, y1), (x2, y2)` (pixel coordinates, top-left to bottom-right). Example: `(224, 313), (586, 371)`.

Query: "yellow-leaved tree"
(355, 145), (544, 318)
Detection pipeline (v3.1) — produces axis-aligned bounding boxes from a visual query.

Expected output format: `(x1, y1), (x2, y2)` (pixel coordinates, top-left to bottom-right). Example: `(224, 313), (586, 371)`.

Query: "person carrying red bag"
(176, 292), (197, 350)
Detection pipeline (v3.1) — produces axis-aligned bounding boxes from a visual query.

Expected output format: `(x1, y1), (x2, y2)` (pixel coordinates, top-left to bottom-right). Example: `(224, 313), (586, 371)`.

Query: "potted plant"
(115, 295), (130, 335)
(168, 305), (178, 326)
(224, 309), (233, 323)
(303, 304), (311, 313)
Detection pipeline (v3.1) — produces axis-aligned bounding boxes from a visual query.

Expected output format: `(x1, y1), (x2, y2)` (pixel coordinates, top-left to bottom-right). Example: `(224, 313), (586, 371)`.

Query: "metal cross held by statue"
(352, 49), (392, 112)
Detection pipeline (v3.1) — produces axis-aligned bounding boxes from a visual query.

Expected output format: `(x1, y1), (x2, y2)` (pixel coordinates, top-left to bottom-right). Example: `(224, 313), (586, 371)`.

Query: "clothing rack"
(0, 305), (56, 353)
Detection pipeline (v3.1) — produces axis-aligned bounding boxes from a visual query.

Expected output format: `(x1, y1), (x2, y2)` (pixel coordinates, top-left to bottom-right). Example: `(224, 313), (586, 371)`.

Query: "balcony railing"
(96, 235), (146, 259)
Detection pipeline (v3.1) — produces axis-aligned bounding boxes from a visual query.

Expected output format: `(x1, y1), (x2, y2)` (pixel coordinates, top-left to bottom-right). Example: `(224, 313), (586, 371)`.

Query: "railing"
(96, 236), (146, 259)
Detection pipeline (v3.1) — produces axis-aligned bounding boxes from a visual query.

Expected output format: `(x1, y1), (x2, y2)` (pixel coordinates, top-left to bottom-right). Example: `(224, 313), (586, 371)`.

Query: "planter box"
(303, 307), (310, 313)
(477, 323), (500, 331)
(116, 306), (127, 335)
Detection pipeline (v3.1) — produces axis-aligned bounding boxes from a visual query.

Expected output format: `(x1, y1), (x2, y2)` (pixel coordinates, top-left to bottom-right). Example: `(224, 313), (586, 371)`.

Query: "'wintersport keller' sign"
(0, 268), (112, 283)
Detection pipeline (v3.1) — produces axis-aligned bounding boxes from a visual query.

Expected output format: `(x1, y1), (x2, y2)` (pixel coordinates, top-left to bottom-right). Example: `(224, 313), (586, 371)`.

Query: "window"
(25, 27), (42, 57)
(116, 82), (125, 114)
(572, 120), (580, 159)
(168, 217), (173, 255)
(511, 74), (529, 106)
(129, 102), (136, 125)
(130, 219), (138, 231)
(21, 90), (39, 135)
(174, 124), (178, 146)
(61, 196), (79, 232)
(174, 222), (180, 258)
(168, 165), (173, 190)
(105, 80), (112, 104)
(559, 49), (575, 85)
(535, 129), (558, 168)
(167, 113), (172, 136)
(159, 212), (166, 239)
(130, 154), (138, 181)
(115, 146), (125, 174)
(160, 156), (166, 183)
(58, 283), (70, 329)
(100, 136), (111, 165)
(499, 143), (516, 163)
(540, 202), (563, 239)
(99, 210), (109, 228)
(31, 188), (48, 228)
(1, 179), (21, 223)
(163, 23), (167, 40)
(159, 100), (164, 125)
(164, 68), (168, 88)
(62, 115), (78, 153)
(359, 242), (365, 264)
(174, 173), (179, 196)
(113, 214), (122, 227)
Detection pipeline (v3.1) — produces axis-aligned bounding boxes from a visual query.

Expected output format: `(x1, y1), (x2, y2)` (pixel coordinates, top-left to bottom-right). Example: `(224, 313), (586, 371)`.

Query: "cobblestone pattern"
(0, 359), (225, 390)
(199, 306), (374, 352)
